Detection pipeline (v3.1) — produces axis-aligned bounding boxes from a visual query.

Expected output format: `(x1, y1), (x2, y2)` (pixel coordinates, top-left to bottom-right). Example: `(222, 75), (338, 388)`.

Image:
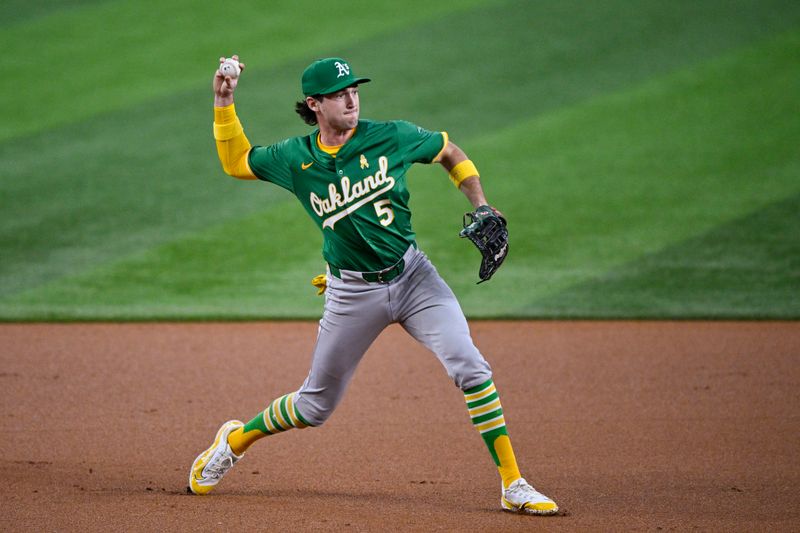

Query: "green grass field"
(1, 0), (799, 320)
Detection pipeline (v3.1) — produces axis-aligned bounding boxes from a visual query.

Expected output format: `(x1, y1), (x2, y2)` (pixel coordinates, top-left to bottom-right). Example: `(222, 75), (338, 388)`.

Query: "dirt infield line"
(2, 321), (798, 531)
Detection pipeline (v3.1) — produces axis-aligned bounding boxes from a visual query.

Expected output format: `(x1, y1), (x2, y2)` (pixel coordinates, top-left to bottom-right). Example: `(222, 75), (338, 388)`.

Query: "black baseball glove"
(459, 205), (509, 283)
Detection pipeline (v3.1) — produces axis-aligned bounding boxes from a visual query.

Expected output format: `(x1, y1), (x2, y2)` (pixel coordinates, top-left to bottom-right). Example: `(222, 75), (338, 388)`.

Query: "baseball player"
(188, 55), (558, 515)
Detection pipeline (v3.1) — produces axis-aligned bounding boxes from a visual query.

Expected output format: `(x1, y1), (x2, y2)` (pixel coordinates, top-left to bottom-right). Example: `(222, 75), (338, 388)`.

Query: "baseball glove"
(459, 205), (509, 283)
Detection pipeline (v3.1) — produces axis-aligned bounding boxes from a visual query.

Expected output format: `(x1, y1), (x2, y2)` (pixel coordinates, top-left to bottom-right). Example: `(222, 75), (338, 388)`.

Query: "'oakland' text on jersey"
(248, 119), (447, 272)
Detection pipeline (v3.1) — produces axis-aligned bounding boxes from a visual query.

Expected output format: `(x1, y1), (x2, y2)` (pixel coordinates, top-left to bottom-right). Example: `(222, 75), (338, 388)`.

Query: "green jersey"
(248, 119), (446, 272)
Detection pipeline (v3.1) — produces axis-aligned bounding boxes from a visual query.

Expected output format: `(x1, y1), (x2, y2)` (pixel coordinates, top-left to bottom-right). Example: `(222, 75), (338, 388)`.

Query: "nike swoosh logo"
(301, 162), (314, 170)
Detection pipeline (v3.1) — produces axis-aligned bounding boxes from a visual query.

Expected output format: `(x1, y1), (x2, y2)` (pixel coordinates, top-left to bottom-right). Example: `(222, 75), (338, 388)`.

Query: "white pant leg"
(392, 250), (492, 390)
(294, 276), (392, 426)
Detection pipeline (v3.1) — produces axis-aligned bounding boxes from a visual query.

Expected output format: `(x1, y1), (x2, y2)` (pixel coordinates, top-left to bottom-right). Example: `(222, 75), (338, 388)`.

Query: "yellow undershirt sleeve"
(214, 104), (256, 180)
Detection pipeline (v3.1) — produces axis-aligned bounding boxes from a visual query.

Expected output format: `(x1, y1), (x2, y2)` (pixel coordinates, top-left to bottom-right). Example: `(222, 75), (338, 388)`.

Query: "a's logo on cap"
(334, 61), (350, 78)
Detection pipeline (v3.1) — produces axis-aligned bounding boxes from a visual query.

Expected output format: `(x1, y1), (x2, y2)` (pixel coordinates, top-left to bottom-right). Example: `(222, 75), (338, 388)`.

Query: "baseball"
(219, 58), (240, 78)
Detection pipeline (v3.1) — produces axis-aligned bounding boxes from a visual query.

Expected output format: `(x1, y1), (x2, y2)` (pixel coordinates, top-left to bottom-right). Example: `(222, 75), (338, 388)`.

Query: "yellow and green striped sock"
(227, 392), (311, 455)
(464, 379), (522, 489)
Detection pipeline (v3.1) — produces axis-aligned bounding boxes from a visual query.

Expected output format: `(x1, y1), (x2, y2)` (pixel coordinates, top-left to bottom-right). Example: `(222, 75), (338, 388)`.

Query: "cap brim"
(318, 77), (371, 95)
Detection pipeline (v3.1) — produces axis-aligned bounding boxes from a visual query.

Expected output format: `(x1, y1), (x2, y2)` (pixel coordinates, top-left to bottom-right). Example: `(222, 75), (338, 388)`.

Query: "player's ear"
(306, 96), (321, 113)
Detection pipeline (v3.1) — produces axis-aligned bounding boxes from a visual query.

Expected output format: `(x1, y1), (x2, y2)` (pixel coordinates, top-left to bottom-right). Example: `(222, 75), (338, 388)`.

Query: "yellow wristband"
(449, 159), (479, 187)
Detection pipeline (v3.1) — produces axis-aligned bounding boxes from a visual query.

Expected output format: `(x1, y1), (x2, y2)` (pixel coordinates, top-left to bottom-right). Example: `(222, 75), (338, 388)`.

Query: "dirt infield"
(2, 321), (798, 531)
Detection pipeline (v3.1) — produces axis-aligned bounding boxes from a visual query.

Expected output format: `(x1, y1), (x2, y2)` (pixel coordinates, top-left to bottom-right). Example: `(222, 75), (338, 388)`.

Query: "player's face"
(313, 86), (360, 132)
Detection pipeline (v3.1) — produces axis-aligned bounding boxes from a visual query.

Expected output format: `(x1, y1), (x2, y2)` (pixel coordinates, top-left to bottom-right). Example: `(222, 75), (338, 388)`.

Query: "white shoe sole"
(501, 496), (559, 515)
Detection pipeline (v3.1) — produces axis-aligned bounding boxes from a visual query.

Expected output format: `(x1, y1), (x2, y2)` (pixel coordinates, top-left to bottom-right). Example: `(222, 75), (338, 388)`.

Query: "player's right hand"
(213, 55), (245, 99)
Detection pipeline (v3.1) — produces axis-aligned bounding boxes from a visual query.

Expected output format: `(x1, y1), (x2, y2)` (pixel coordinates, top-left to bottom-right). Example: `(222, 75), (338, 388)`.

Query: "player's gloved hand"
(459, 205), (509, 284)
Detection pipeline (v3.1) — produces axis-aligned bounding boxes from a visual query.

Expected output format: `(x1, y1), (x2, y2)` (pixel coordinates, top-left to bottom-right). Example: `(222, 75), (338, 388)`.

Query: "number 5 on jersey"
(373, 199), (394, 226)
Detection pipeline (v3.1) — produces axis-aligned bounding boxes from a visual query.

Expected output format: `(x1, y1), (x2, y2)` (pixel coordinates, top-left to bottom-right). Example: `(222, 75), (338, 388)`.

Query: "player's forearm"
(458, 177), (488, 209)
(213, 104), (256, 180)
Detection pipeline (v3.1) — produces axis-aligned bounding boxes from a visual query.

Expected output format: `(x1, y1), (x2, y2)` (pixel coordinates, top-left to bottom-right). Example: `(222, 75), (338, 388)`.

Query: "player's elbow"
(215, 134), (256, 180)
(221, 157), (256, 180)
(217, 145), (257, 180)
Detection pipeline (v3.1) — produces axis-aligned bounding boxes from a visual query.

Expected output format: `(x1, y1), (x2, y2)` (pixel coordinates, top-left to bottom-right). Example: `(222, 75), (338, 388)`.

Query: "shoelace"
(204, 451), (234, 479)
(506, 480), (544, 501)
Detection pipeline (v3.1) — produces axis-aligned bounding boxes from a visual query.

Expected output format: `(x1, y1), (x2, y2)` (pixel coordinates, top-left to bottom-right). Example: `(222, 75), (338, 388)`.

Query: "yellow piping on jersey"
(433, 131), (449, 163)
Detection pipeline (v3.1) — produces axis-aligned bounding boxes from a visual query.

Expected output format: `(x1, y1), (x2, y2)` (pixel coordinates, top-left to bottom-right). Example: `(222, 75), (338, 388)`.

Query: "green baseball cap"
(301, 57), (371, 97)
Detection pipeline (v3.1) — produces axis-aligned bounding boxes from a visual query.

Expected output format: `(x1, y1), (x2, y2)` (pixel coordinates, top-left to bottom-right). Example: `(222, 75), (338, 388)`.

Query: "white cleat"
(501, 478), (559, 515)
(188, 420), (244, 495)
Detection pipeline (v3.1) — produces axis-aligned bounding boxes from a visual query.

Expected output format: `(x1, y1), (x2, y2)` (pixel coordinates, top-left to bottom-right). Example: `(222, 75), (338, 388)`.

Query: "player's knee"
(293, 394), (336, 427)
(451, 358), (493, 390)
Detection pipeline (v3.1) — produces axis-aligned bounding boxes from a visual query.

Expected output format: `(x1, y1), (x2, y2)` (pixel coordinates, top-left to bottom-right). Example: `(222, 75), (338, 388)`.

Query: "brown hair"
(295, 98), (319, 126)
